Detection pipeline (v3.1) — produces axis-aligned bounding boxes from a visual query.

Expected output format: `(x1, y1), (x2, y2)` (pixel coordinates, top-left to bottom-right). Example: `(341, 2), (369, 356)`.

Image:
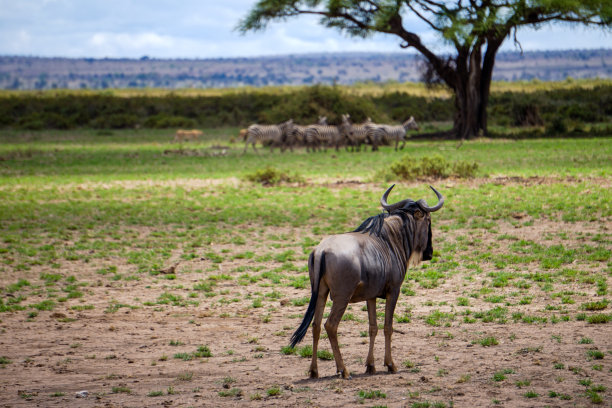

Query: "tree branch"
(405, 2), (443, 32)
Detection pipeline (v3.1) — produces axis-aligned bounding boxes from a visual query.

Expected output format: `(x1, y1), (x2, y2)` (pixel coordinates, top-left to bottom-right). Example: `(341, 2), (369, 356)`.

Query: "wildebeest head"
(380, 184), (443, 264)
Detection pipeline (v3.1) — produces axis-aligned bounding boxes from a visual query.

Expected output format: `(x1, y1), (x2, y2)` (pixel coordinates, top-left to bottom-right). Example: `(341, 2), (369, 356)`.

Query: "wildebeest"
(289, 185), (444, 379)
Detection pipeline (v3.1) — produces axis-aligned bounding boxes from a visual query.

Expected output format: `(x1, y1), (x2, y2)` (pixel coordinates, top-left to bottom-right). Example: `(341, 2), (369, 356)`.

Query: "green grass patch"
(358, 389), (387, 400)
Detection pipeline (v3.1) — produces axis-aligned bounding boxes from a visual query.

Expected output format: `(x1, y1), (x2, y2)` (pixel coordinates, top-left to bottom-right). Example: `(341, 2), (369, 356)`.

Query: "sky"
(0, 0), (609, 59)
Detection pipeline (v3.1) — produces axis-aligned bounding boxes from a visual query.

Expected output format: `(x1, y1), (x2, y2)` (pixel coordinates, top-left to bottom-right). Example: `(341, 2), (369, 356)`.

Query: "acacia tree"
(238, 0), (610, 139)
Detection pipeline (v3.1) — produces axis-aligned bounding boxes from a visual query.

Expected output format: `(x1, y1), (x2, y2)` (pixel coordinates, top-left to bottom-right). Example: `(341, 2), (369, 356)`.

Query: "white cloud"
(0, 0), (609, 58)
(90, 32), (173, 49)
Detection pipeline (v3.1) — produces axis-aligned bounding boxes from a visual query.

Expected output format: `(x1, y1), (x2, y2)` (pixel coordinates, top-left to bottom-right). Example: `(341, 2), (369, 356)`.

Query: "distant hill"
(1, 49), (610, 90)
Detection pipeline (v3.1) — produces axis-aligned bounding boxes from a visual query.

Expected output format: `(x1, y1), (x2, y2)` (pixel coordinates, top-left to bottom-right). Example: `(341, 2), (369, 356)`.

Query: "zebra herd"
(242, 114), (419, 153)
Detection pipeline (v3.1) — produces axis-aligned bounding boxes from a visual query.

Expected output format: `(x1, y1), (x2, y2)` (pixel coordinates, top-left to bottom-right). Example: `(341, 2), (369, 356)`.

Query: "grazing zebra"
(243, 119), (294, 153)
(288, 116), (327, 151)
(366, 117), (419, 151)
(304, 117), (342, 152)
(340, 114), (373, 152)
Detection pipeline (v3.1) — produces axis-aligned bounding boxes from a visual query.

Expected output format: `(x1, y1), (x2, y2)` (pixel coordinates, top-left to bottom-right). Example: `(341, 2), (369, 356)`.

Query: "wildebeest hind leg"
(324, 299), (351, 379)
(384, 291), (400, 373)
(309, 283), (329, 379)
(365, 298), (378, 374)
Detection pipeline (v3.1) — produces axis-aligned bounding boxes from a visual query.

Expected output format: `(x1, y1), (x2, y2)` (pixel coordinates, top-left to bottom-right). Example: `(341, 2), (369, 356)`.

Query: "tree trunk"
(478, 39), (503, 137)
(417, 40), (502, 140)
(451, 46), (483, 140)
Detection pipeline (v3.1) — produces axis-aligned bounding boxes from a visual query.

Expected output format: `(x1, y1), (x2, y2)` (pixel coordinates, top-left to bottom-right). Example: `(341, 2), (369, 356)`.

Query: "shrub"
(143, 114), (196, 128)
(384, 154), (478, 180)
(244, 166), (305, 186)
(545, 116), (568, 135)
(90, 113), (139, 129)
(452, 160), (479, 178)
(586, 314), (611, 324)
(581, 300), (608, 311)
(512, 102), (543, 126)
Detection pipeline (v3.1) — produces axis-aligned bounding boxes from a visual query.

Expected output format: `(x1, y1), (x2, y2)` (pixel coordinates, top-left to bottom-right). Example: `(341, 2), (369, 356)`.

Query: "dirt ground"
(0, 219), (610, 407)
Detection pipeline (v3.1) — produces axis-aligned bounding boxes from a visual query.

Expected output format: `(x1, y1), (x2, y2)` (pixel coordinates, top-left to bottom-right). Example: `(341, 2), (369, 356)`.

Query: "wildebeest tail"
(289, 251), (325, 348)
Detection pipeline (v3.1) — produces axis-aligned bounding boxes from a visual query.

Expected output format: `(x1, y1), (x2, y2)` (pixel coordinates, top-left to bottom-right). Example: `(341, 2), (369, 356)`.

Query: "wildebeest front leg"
(365, 298), (378, 374)
(309, 284), (329, 379)
(324, 299), (351, 379)
(384, 291), (400, 373)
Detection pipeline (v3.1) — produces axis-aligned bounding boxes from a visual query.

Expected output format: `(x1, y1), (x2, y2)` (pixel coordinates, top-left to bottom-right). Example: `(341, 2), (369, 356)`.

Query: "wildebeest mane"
(353, 209), (419, 259)
(354, 203), (420, 237)
(354, 212), (388, 237)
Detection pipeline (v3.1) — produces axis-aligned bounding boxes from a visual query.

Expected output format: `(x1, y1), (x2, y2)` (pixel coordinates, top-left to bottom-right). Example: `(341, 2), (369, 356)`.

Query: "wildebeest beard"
(353, 205), (432, 267)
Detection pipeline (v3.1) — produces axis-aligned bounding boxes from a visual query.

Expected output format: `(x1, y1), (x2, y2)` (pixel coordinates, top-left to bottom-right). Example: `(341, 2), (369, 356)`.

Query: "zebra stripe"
(243, 119), (294, 153)
(341, 114), (373, 152)
(288, 116), (327, 151)
(304, 125), (342, 152)
(366, 117), (419, 151)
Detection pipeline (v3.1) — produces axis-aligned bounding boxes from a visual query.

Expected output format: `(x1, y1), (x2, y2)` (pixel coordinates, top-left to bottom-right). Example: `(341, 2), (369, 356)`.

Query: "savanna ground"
(0, 129), (610, 407)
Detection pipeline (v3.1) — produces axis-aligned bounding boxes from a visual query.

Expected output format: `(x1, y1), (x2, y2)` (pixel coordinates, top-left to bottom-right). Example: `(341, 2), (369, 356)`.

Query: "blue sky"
(0, 0), (609, 59)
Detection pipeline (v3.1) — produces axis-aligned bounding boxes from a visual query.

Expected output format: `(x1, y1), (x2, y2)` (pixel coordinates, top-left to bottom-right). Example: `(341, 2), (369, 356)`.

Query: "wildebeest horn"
(380, 184), (414, 212)
(381, 185), (444, 213)
(417, 186), (444, 212)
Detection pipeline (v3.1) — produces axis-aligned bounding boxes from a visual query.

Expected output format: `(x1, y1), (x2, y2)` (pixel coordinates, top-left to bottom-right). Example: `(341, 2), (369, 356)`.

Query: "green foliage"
(219, 388), (243, 397)
(316, 349), (334, 360)
(280, 345), (296, 355)
(479, 336), (499, 347)
(194, 345), (213, 357)
(238, 0), (612, 138)
(358, 389), (386, 400)
(266, 386), (282, 396)
(581, 299), (609, 311)
(492, 368), (514, 381)
(586, 314), (611, 324)
(384, 154), (478, 180)
(244, 166), (304, 186)
(1, 82), (610, 131)
(31, 300), (56, 311)
(586, 350), (605, 360)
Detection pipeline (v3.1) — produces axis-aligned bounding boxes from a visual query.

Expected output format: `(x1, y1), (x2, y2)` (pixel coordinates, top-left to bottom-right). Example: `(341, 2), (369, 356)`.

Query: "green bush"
(546, 116), (568, 135)
(143, 114), (196, 128)
(244, 166), (305, 186)
(0, 82), (610, 132)
(383, 154), (478, 180)
(90, 113), (140, 129)
(452, 160), (480, 178)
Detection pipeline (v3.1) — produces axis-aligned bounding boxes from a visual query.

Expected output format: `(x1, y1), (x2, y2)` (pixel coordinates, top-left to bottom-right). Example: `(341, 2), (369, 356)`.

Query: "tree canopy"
(238, 0), (611, 138)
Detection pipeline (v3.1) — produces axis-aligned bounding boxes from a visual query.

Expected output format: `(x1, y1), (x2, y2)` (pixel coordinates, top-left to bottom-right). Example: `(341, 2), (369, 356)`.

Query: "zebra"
(366, 117), (419, 151)
(340, 114), (374, 152)
(305, 125), (342, 152)
(243, 119), (294, 153)
(289, 116), (327, 151)
(304, 117), (343, 152)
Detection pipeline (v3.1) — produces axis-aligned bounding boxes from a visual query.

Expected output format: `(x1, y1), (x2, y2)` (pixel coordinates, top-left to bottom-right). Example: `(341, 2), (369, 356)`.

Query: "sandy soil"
(0, 219), (610, 407)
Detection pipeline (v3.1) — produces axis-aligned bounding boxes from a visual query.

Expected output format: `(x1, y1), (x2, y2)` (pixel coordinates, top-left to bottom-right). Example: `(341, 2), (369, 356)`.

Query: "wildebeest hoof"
(338, 369), (351, 379)
(386, 363), (398, 373)
(365, 365), (376, 375)
(309, 369), (319, 379)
